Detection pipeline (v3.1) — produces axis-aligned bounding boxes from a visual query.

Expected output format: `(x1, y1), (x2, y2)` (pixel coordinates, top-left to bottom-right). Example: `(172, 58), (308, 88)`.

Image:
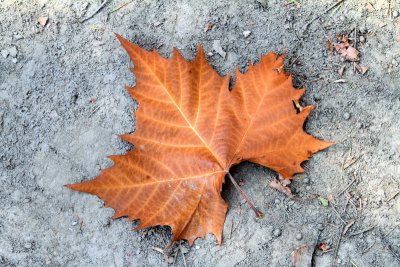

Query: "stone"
(243, 30), (251, 38)
(273, 228), (281, 237)
(8, 46), (18, 58)
(343, 112), (351, 120)
(1, 49), (9, 58)
(212, 40), (226, 59)
(296, 233), (303, 240)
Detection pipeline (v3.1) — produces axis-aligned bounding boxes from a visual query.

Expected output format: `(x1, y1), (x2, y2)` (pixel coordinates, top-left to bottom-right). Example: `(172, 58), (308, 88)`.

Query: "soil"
(1, 0), (399, 266)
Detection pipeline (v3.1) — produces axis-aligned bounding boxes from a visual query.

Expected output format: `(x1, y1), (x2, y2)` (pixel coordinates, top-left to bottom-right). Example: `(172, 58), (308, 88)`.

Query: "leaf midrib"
(135, 50), (227, 171)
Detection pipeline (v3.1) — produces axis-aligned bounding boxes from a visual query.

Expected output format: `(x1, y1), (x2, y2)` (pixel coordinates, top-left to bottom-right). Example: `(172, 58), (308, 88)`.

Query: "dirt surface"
(1, 0), (400, 266)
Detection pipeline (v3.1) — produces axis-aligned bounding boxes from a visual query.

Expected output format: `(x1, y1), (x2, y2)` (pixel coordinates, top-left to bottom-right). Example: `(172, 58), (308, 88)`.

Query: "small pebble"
(71, 221), (78, 226)
(8, 46), (18, 58)
(1, 49), (9, 58)
(168, 257), (174, 264)
(180, 246), (189, 253)
(359, 26), (367, 34)
(296, 233), (303, 240)
(313, 93), (322, 101)
(24, 242), (32, 249)
(393, 10), (399, 18)
(359, 36), (366, 43)
(256, 0), (268, 9)
(273, 228), (281, 237)
(343, 112), (351, 120)
(195, 245), (200, 250)
(392, 59), (398, 67)
(286, 13), (295, 22)
(339, 15), (345, 21)
(317, 223), (324, 230)
(243, 30), (251, 38)
(274, 198), (281, 204)
(11, 58), (18, 64)
(306, 186), (311, 191)
(303, 178), (310, 184)
(14, 34), (23, 40)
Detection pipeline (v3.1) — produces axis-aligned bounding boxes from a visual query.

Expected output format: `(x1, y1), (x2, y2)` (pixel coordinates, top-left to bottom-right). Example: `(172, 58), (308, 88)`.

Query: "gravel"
(273, 229), (282, 237)
(343, 112), (351, 120)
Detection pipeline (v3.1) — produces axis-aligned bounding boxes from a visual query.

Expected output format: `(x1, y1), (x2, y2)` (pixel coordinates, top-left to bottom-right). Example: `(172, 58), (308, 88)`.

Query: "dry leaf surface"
(66, 34), (332, 245)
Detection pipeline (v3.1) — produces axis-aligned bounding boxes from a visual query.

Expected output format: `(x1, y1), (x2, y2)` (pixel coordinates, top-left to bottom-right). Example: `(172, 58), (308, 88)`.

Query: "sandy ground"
(1, 0), (400, 266)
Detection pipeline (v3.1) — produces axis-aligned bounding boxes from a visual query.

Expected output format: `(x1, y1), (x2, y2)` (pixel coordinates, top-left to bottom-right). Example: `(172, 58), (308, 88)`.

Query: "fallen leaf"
(361, 66), (368, 75)
(291, 244), (315, 267)
(66, 34), (332, 246)
(354, 63), (368, 75)
(318, 242), (330, 252)
(278, 173), (292, 186)
(326, 37), (333, 55)
(345, 46), (360, 61)
(270, 179), (293, 197)
(318, 196), (329, 206)
(367, 3), (375, 13)
(335, 36), (359, 61)
(37, 16), (48, 27)
(204, 23), (213, 32)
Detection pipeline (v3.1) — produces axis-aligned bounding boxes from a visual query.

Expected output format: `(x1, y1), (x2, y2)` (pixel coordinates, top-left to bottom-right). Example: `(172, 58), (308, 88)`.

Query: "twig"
(338, 178), (357, 196)
(362, 240), (376, 254)
(332, 224), (345, 267)
(179, 241), (187, 267)
(172, 248), (178, 266)
(81, 0), (109, 23)
(350, 259), (360, 267)
(381, 230), (400, 262)
(384, 225), (398, 239)
(150, 247), (168, 262)
(303, 0), (346, 34)
(89, 102), (104, 117)
(348, 226), (375, 237)
(354, 25), (357, 50)
(387, 191), (399, 203)
(229, 220), (234, 239)
(331, 203), (346, 224)
(109, 1), (132, 14)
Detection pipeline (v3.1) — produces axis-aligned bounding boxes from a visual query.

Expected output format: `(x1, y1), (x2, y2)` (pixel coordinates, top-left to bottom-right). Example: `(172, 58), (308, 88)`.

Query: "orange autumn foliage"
(66, 34), (332, 246)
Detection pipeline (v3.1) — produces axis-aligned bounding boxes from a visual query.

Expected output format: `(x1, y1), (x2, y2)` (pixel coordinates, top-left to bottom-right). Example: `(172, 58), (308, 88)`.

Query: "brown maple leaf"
(66, 34), (333, 246)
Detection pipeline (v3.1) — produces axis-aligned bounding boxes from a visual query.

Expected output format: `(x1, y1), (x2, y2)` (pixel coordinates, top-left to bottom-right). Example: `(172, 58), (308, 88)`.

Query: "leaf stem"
(227, 172), (264, 219)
